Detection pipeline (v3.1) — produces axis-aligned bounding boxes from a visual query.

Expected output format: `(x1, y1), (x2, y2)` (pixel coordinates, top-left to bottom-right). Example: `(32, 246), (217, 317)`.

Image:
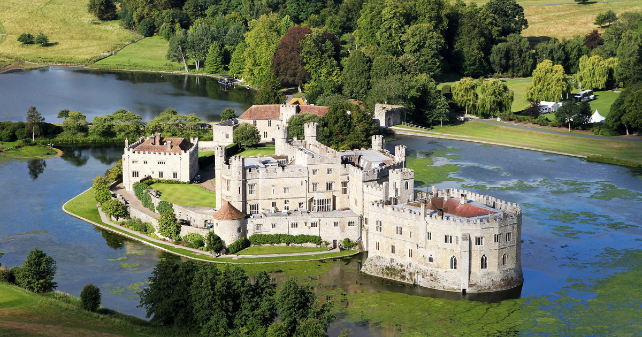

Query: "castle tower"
(388, 168), (414, 203)
(372, 135), (384, 152)
(279, 104), (298, 124)
(229, 156), (246, 213)
(304, 122), (318, 143)
(214, 145), (227, 207)
(275, 125), (289, 155)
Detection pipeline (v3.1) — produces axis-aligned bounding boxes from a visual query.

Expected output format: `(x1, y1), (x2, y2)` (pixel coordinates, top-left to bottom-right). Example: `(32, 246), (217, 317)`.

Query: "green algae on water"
(107, 256), (127, 261)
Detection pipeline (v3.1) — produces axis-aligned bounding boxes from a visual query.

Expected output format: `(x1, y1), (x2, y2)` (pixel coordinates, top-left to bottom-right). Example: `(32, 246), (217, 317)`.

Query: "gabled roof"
(212, 201), (246, 220)
(299, 105), (329, 116)
(429, 198), (495, 218)
(238, 105), (281, 120)
(132, 137), (192, 154)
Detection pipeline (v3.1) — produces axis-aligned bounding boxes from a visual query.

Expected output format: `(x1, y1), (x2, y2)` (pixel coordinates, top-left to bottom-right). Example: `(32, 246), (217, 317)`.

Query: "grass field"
(0, 141), (21, 151)
(150, 183), (217, 208)
(1, 145), (58, 158)
(398, 122), (642, 163)
(589, 90), (619, 116)
(235, 144), (276, 157)
(0, 0), (138, 64)
(93, 37), (188, 72)
(238, 246), (329, 255)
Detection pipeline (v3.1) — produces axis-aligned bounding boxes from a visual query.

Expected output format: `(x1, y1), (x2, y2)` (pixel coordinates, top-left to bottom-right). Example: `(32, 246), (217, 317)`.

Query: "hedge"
(157, 201), (174, 214)
(248, 234), (322, 246)
(227, 237), (250, 254)
(146, 179), (190, 185)
(183, 233), (205, 249)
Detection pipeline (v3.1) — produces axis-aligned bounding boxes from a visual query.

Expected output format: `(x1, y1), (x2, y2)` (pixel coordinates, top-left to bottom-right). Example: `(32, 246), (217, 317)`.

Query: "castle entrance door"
(333, 240), (337, 248)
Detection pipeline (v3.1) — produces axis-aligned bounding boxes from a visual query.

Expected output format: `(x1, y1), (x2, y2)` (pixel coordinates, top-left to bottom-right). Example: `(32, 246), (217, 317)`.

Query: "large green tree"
(402, 23), (445, 77)
(102, 199), (129, 221)
(16, 248), (57, 293)
(25, 106), (44, 141)
(489, 34), (534, 77)
(234, 123), (261, 148)
(62, 111), (89, 135)
(606, 83), (642, 135)
(452, 77), (478, 115)
(535, 38), (566, 66)
(355, 0), (385, 47)
(615, 31), (642, 87)
(594, 10), (617, 27)
(427, 95), (450, 127)
(167, 29), (190, 72)
(287, 113), (323, 139)
(376, 0), (410, 56)
(243, 13), (292, 86)
(477, 79), (514, 117)
(88, 0), (117, 20)
(575, 55), (618, 90)
(484, 0), (528, 36)
(525, 60), (570, 102)
(341, 49), (371, 100)
(301, 31), (341, 96)
(146, 108), (200, 136)
(187, 22), (216, 71)
(158, 210), (181, 240)
(255, 77), (285, 105)
(220, 108), (237, 121)
(205, 41), (223, 74)
(453, 4), (500, 77)
(555, 101), (592, 131)
(563, 35), (590, 73)
(229, 43), (247, 77)
(277, 278), (334, 335)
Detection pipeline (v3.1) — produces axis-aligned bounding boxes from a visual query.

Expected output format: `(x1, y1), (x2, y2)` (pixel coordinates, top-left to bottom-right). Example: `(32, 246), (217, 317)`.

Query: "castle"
(122, 122), (523, 294)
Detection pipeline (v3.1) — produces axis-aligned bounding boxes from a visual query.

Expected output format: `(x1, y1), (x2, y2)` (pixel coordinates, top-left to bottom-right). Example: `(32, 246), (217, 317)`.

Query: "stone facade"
(211, 119), (238, 147)
(374, 104), (405, 128)
(236, 104), (329, 143)
(122, 134), (199, 191)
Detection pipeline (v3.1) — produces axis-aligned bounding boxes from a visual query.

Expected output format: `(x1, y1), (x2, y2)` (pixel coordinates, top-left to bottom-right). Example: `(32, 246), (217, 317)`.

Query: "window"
(284, 199), (289, 211)
(427, 232), (432, 240)
(333, 221), (339, 227)
(391, 245), (395, 254)
(396, 226), (403, 235)
(268, 120), (272, 127)
(410, 231), (412, 238)
(326, 182), (333, 191)
(255, 224), (262, 231)
(376, 220), (382, 232)
(298, 202), (304, 209)
(158, 171), (164, 178)
(342, 181), (348, 194)
(311, 222), (318, 228)
(405, 181), (409, 189)
(506, 232), (512, 242)
(283, 187), (290, 193)
(409, 249), (413, 258)
(312, 169), (318, 175)
(143, 161), (147, 164)
(271, 202), (277, 208)
(272, 186), (275, 194)
(312, 198), (331, 212)
(253, 120), (257, 126)
(249, 184), (256, 195)
(348, 221), (355, 227)
(450, 256), (458, 269)
(312, 183), (318, 192)
(284, 199), (289, 205)
(475, 237), (484, 246)
(173, 172), (178, 179)
(494, 234), (500, 243)
(327, 168), (333, 174)
(376, 242), (380, 250)
(445, 235), (452, 244)
(290, 222), (298, 228)
(481, 255), (488, 269)
(158, 161), (165, 165)
(132, 160), (138, 164)
(428, 254), (434, 262)
(502, 254), (507, 266)
(225, 133), (229, 139)
(226, 180), (230, 191)
(264, 131), (268, 138)
(249, 204), (259, 215)
(132, 171), (139, 178)
(271, 223), (276, 229)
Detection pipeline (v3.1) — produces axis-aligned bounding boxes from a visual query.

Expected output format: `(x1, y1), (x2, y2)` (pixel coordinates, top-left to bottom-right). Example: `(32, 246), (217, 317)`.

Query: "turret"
(275, 125), (289, 155)
(372, 135), (384, 152)
(304, 122), (318, 143)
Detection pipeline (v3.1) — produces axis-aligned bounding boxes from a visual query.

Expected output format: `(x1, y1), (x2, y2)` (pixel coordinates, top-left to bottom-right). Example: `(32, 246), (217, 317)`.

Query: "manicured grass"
(397, 122), (642, 163)
(0, 0), (138, 64)
(1, 145), (58, 158)
(93, 36), (188, 72)
(504, 78), (532, 112)
(0, 141), (21, 151)
(235, 144), (276, 157)
(150, 183), (217, 208)
(217, 250), (356, 263)
(589, 90), (619, 117)
(199, 150), (215, 157)
(238, 246), (329, 255)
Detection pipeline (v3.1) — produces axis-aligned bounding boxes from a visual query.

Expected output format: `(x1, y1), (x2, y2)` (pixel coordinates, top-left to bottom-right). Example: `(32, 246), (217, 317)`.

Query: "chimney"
(460, 193), (466, 205)
(125, 138), (129, 148)
(155, 133), (161, 145)
(166, 140), (171, 152)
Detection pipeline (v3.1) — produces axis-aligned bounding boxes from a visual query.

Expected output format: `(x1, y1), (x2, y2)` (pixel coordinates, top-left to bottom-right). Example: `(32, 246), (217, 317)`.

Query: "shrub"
(88, 0), (117, 21)
(145, 179), (190, 185)
(133, 182), (151, 199)
(5, 266), (21, 284)
(227, 237), (250, 254)
(34, 33), (49, 46)
(18, 33), (34, 44)
(0, 266), (9, 283)
(206, 232), (224, 253)
(158, 210), (180, 240)
(342, 238), (357, 249)
(124, 218), (154, 234)
(157, 201), (173, 214)
(138, 18), (156, 37)
(102, 199), (128, 221)
(248, 234), (322, 246)
(159, 23), (174, 41)
(183, 233), (205, 249)
(95, 187), (111, 204)
(80, 283), (101, 311)
(16, 248), (57, 293)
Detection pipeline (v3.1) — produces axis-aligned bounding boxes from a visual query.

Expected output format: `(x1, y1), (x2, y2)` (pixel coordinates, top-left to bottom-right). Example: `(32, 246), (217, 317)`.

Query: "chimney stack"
(125, 138), (129, 148)
(155, 133), (161, 145)
(460, 193), (466, 205)
(166, 140), (171, 151)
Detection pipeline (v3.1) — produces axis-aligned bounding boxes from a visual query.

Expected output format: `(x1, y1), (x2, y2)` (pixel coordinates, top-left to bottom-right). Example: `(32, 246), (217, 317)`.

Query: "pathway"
(475, 119), (642, 141)
(111, 183), (159, 220)
(225, 248), (341, 260)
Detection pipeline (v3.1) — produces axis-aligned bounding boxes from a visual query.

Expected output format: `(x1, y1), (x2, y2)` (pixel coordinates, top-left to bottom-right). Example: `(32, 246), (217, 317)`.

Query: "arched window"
(405, 181), (409, 189)
(428, 254), (433, 263)
(502, 254), (507, 266)
(481, 255), (487, 269)
(450, 256), (457, 269)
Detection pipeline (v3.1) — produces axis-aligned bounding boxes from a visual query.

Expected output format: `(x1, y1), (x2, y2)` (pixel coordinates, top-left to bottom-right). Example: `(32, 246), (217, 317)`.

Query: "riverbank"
(393, 122), (642, 165)
(0, 144), (62, 159)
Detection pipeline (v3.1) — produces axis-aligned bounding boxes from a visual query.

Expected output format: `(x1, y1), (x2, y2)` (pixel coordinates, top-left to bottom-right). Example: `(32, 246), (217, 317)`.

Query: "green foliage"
(484, 0), (528, 36)
(342, 238), (357, 249)
(158, 210), (181, 240)
(102, 199), (129, 221)
(555, 101), (592, 130)
(615, 32), (642, 87)
(426, 95), (450, 127)
(227, 237), (251, 254)
(595, 10), (617, 27)
(564, 35), (590, 74)
(318, 102), (378, 150)
(88, 0), (117, 21)
(93, 175), (110, 192)
(220, 108), (237, 121)
(453, 4), (501, 77)
(159, 23), (174, 41)
(34, 33), (49, 46)
(228, 43), (246, 76)
(341, 49), (371, 100)
(586, 156), (642, 168)
(62, 111), (89, 136)
(233, 123), (261, 148)
(123, 218), (155, 234)
(376, 1), (409, 57)
(535, 38), (566, 67)
(255, 77), (285, 105)
(146, 107), (201, 137)
(606, 82), (642, 135)
(133, 182), (155, 212)
(452, 77), (478, 115)
(490, 34), (533, 77)
(287, 113), (322, 140)
(104, 160), (123, 182)
(301, 31), (342, 96)
(95, 187), (112, 204)
(187, 23), (216, 70)
(25, 106), (45, 142)
(156, 201), (174, 215)
(167, 29), (190, 72)
(183, 233), (205, 249)
(15, 248), (57, 293)
(206, 231), (224, 253)
(17, 33), (34, 44)
(243, 13), (291, 86)
(89, 109), (144, 138)
(205, 41), (223, 74)
(575, 55), (618, 90)
(80, 283), (102, 311)
(138, 18), (156, 37)
(402, 23), (444, 77)
(277, 278), (334, 335)
(248, 234), (322, 246)
(477, 79), (514, 117)
(526, 60), (570, 102)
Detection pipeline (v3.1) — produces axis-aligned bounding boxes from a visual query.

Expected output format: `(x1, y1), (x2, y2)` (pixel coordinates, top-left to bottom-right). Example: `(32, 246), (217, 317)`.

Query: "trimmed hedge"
(227, 237), (250, 254)
(342, 238), (357, 249)
(133, 182), (155, 212)
(183, 233), (205, 249)
(146, 179), (190, 185)
(248, 234), (322, 246)
(586, 156), (642, 168)
(157, 201), (174, 214)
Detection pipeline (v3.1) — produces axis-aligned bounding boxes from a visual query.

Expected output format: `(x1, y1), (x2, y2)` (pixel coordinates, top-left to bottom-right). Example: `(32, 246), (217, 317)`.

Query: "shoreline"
(0, 146), (63, 159)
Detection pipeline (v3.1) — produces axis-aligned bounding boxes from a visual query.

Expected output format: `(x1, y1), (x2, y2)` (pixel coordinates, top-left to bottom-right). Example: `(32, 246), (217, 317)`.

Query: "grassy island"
(0, 144), (60, 159)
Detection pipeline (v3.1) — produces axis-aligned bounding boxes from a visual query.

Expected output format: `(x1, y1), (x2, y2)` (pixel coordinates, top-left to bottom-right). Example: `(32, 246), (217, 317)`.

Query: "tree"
(206, 231), (224, 253)
(427, 95), (450, 127)
(477, 79), (514, 117)
(138, 18), (155, 37)
(95, 188), (112, 203)
(287, 113), (323, 139)
(17, 33), (34, 44)
(489, 34), (534, 77)
(584, 30), (604, 50)
(377, 0), (410, 56)
(255, 78), (285, 105)
(57, 109), (70, 119)
(563, 35), (590, 73)
(286, 0), (323, 23)
(402, 23), (445, 77)
(574, 0), (589, 4)
(595, 10), (617, 27)
(167, 29), (190, 72)
(158, 210), (181, 240)
(16, 248), (57, 293)
(102, 199), (128, 221)
(156, 201), (174, 215)
(525, 60), (570, 102)
(606, 83), (642, 135)
(535, 38), (566, 66)
(615, 31), (642, 87)
(25, 106), (44, 141)
(205, 41), (223, 74)
(270, 26), (312, 90)
(234, 123), (261, 148)
(80, 283), (102, 311)
(229, 43), (247, 77)
(484, 0), (528, 36)
(555, 101), (591, 131)
(575, 55), (618, 90)
(301, 31), (341, 96)
(453, 4), (501, 77)
(244, 14), (291, 86)
(88, 0), (117, 21)
(146, 108), (200, 136)
(187, 23), (216, 71)
(341, 49), (371, 100)
(34, 33), (49, 46)
(62, 111), (89, 135)
(452, 78), (478, 115)
(220, 108), (237, 121)
(524, 100), (541, 118)
(277, 278), (334, 335)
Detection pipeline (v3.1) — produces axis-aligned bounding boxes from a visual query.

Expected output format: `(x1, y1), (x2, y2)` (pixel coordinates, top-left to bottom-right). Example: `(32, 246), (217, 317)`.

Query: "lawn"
(1, 145), (59, 158)
(589, 90), (619, 117)
(93, 36), (188, 72)
(235, 144), (276, 157)
(0, 0), (138, 64)
(238, 246), (329, 255)
(0, 141), (21, 151)
(150, 183), (217, 208)
(439, 78), (533, 113)
(397, 122), (642, 163)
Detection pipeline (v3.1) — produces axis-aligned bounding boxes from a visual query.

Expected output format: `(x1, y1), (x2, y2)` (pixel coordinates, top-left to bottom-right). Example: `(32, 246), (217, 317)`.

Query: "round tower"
(304, 122), (318, 142)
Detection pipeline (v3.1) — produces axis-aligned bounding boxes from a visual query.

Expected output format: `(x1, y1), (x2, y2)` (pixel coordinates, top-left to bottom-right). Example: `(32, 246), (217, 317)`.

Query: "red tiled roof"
(238, 105), (281, 120)
(299, 105), (329, 116)
(133, 137), (192, 154)
(212, 201), (246, 220)
(429, 198), (495, 218)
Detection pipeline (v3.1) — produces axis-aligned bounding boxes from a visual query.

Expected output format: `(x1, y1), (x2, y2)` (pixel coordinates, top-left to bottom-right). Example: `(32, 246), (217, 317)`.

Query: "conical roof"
(212, 201), (246, 220)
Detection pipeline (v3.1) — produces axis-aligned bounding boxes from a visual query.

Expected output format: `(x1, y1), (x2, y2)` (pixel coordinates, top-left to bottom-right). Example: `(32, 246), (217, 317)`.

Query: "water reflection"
(95, 227), (125, 250)
(27, 159), (46, 180)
